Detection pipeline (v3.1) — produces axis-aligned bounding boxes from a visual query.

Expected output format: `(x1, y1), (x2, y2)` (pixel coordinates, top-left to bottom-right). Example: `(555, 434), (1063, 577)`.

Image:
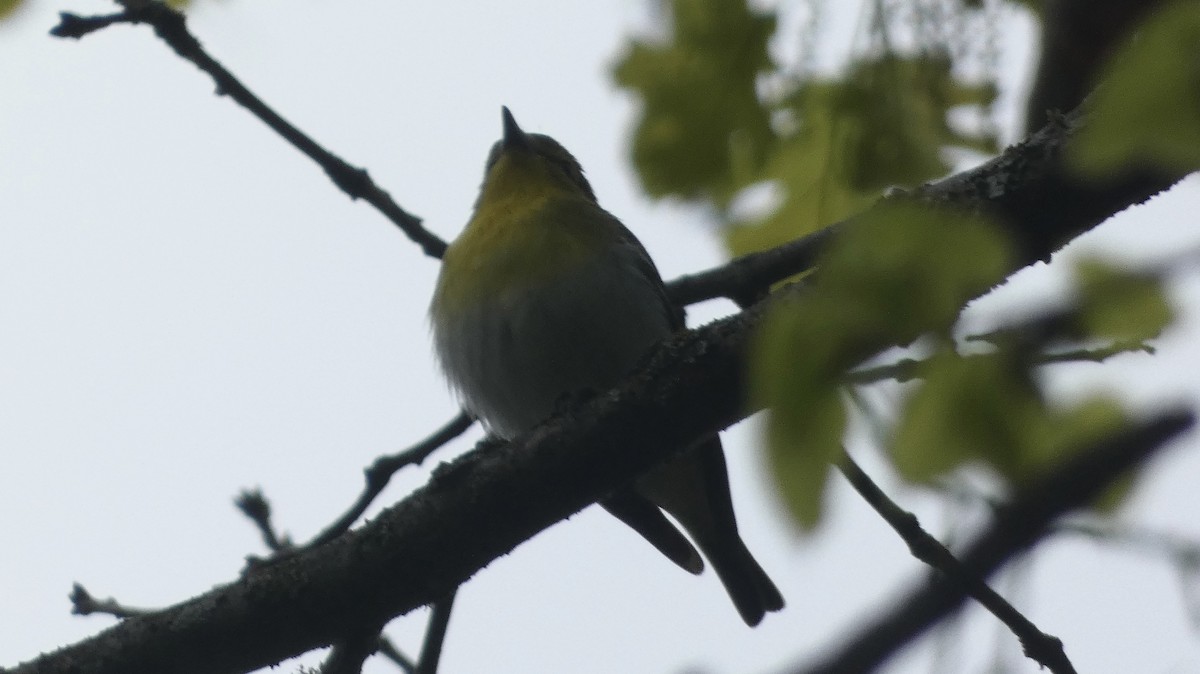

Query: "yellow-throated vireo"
(429, 108), (783, 626)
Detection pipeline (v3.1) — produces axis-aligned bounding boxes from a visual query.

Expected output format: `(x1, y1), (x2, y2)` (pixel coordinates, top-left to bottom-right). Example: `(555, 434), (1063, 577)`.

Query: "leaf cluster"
(620, 0), (1196, 533)
(612, 0), (1000, 257)
(755, 204), (1175, 529)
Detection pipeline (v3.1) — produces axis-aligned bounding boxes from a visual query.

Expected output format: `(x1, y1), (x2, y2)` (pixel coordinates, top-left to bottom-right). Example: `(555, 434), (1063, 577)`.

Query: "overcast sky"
(2, 1), (1199, 673)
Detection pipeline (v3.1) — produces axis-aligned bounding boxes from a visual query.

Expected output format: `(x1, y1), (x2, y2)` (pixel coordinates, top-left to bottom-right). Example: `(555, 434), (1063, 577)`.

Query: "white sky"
(2, 1), (1199, 673)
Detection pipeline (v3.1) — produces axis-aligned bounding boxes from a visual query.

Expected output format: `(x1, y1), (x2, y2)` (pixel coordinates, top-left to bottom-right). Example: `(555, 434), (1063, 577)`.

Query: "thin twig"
(846, 338), (1155, 386)
(415, 589), (458, 674)
(69, 583), (152, 619)
(50, 4), (446, 258)
(377, 637), (417, 674)
(837, 450), (1076, 674)
(51, 0), (838, 306)
(307, 412), (474, 548)
(236, 412), (471, 560)
(665, 224), (835, 306)
(50, 4), (841, 306)
(49, 11), (125, 36)
(234, 488), (293, 553)
(802, 409), (1193, 673)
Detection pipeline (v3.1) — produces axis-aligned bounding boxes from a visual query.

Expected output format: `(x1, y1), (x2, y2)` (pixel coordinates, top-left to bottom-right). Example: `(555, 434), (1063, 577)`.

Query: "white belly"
(433, 254), (674, 438)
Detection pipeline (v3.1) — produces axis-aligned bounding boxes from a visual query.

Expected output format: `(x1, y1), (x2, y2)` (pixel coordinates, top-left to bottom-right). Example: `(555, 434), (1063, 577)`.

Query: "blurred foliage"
(1075, 259), (1174, 344)
(752, 202), (1012, 527)
(889, 255), (1172, 503)
(1068, 2), (1200, 177)
(754, 205), (1174, 529)
(613, 0), (1001, 257)
(891, 356), (1130, 486)
(612, 0), (777, 206)
(623, 0), (1183, 532)
(0, 0), (23, 21)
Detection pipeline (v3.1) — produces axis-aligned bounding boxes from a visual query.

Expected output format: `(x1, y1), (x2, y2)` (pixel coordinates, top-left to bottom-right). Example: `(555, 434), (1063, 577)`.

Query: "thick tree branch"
(319, 624), (381, 674)
(3, 300), (757, 674)
(667, 111), (1184, 306)
(666, 226), (834, 306)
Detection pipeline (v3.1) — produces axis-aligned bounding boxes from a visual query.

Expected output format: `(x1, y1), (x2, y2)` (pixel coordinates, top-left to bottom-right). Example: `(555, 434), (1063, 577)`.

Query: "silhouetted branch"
(69, 583), (152, 620)
(376, 637), (416, 673)
(1024, 0), (1167, 134)
(50, 3), (445, 258)
(49, 3), (1188, 310)
(666, 226), (834, 307)
(801, 410), (1193, 673)
(414, 590), (457, 674)
(837, 452), (1075, 674)
(320, 623), (382, 674)
(235, 488), (294, 553)
(307, 412), (474, 549)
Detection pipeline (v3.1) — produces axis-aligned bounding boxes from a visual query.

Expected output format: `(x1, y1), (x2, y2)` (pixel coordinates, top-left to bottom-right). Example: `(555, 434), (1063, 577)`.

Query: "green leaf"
(819, 202), (1013, 342)
(725, 57), (998, 258)
(612, 0), (776, 205)
(1075, 258), (1173, 343)
(763, 393), (845, 531)
(752, 203), (1011, 527)
(1068, 3), (1200, 176)
(724, 131), (876, 257)
(754, 304), (847, 530)
(892, 351), (1047, 482)
(892, 357), (1136, 491)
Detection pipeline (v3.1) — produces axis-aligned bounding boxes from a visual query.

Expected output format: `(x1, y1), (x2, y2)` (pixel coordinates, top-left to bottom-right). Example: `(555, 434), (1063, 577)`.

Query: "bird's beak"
(501, 106), (529, 150)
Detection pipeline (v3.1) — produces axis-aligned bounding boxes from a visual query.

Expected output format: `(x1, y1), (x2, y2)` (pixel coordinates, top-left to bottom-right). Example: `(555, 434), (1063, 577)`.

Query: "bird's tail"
(638, 437), (784, 626)
(694, 524), (784, 626)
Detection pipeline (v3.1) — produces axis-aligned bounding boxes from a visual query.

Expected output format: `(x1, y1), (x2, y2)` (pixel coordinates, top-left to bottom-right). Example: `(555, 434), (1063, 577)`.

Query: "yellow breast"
(433, 192), (613, 314)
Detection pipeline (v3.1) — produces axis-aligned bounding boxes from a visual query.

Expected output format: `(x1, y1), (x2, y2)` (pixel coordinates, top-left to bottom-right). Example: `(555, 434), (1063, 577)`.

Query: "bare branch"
(48, 4), (1187, 310)
(800, 410), (1194, 673)
(234, 489), (293, 553)
(376, 637), (416, 673)
(69, 583), (152, 620)
(414, 590), (457, 674)
(666, 226), (834, 307)
(837, 452), (1075, 674)
(307, 412), (474, 549)
(50, 4), (446, 258)
(1024, 0), (1168, 134)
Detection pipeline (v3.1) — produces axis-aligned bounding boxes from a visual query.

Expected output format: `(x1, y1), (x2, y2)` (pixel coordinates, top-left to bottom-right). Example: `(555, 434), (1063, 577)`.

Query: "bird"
(429, 107), (783, 626)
